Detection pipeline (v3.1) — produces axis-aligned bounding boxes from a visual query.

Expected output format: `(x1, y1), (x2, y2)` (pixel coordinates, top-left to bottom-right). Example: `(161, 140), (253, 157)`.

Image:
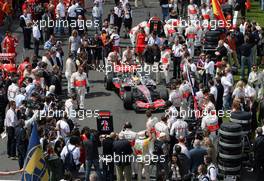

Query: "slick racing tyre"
(204, 41), (218, 45)
(205, 30), (221, 37)
(218, 164), (241, 176)
(205, 36), (219, 42)
(219, 145), (242, 155)
(123, 91), (133, 110)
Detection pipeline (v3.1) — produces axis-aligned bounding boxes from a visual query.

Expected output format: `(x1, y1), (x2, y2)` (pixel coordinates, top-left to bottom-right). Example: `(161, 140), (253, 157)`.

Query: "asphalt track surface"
(0, 0), (260, 180)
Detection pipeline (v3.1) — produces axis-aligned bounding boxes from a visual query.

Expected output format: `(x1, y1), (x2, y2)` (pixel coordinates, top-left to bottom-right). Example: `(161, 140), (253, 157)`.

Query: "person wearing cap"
(70, 66), (89, 109)
(253, 127), (264, 180)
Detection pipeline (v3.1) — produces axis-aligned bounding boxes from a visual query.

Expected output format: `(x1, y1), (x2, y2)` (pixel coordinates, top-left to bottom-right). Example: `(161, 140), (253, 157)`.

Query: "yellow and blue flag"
(22, 123), (49, 181)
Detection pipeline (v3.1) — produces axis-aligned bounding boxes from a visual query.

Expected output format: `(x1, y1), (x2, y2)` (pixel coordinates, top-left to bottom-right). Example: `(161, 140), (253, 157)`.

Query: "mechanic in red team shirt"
(2, 31), (18, 63)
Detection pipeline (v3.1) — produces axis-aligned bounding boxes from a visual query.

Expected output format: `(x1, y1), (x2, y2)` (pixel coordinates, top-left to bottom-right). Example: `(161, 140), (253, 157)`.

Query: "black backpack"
(64, 146), (77, 172)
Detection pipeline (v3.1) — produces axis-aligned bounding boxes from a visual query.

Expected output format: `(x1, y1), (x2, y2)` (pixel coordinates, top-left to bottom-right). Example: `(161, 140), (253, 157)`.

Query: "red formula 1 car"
(105, 70), (169, 112)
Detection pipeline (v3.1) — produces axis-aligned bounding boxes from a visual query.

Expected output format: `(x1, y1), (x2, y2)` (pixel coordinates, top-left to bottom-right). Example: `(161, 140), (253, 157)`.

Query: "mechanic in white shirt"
(170, 118), (188, 139)
(165, 101), (178, 128)
(169, 81), (183, 110)
(172, 39), (182, 78)
(155, 115), (170, 140)
(119, 122), (138, 142)
(7, 80), (19, 102)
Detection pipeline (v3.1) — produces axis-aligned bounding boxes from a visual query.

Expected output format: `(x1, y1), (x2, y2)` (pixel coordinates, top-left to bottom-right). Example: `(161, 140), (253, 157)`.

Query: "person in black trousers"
(5, 101), (18, 159)
(253, 128), (264, 181)
(16, 121), (28, 169)
(102, 133), (117, 181)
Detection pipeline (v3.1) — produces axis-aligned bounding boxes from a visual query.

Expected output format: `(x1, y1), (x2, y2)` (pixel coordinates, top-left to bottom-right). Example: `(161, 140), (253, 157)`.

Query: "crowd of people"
(0, 0), (264, 181)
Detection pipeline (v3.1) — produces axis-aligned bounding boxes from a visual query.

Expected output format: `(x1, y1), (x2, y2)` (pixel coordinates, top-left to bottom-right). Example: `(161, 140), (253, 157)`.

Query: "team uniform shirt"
(2, 36), (18, 54)
(160, 49), (171, 68)
(169, 89), (183, 108)
(172, 44), (182, 58)
(196, 90), (204, 109)
(170, 119), (188, 139)
(71, 72), (89, 92)
(7, 83), (19, 101)
(134, 137), (150, 157)
(155, 121), (170, 138)
(201, 114), (219, 133)
(119, 129), (137, 141)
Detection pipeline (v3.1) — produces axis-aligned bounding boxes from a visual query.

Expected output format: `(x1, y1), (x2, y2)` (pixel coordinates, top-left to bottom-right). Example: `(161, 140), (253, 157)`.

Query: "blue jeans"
(55, 18), (65, 35)
(223, 93), (231, 110)
(161, 7), (169, 21)
(85, 159), (102, 181)
(241, 55), (251, 80)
